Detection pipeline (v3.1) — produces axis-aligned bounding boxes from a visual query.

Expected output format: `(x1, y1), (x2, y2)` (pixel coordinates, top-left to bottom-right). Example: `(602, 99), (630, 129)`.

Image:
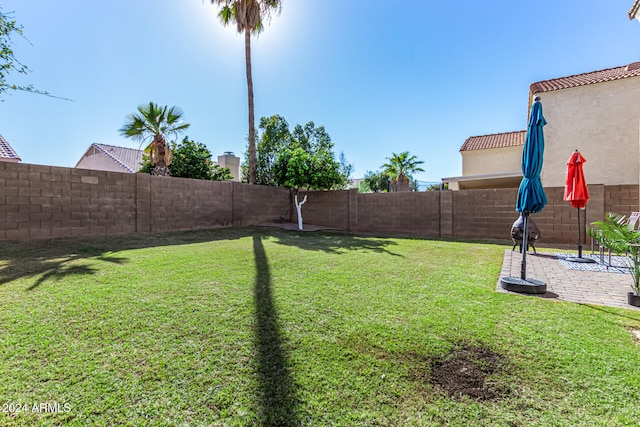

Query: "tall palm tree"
(119, 102), (190, 176)
(381, 151), (425, 192)
(210, 0), (282, 184)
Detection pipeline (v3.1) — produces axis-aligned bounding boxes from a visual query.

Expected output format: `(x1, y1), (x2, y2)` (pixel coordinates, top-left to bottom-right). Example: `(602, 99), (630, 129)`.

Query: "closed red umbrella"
(564, 150), (589, 208)
(564, 150), (593, 262)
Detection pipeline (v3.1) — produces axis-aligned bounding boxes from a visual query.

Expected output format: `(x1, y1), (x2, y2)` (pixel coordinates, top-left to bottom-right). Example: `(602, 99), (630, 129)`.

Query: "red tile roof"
(0, 134), (21, 161)
(630, 0), (640, 19)
(530, 63), (640, 94)
(91, 143), (143, 172)
(460, 130), (526, 152)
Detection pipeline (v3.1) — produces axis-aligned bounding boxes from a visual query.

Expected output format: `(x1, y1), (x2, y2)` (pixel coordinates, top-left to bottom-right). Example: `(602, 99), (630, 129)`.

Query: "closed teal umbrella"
(501, 97), (547, 293)
(516, 99), (547, 214)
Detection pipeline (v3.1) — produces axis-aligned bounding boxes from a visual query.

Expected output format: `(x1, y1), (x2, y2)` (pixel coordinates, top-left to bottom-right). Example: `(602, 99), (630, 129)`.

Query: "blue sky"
(1, 0), (639, 182)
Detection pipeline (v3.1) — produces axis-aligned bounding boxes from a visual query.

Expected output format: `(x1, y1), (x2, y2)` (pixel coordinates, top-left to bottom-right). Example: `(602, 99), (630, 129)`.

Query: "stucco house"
(0, 134), (22, 163)
(444, 131), (525, 190)
(75, 143), (144, 173)
(75, 143), (242, 181)
(444, 62), (640, 192)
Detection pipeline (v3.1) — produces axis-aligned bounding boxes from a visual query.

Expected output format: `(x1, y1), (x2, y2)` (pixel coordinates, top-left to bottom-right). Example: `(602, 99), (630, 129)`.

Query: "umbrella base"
(565, 256), (596, 264)
(500, 276), (547, 294)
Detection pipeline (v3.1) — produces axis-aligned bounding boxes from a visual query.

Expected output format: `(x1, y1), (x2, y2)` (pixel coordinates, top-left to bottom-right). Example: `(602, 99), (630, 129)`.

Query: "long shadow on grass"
(253, 235), (300, 426)
(579, 303), (640, 322)
(0, 228), (252, 289)
(0, 226), (401, 288)
(0, 248), (127, 291)
(270, 230), (403, 256)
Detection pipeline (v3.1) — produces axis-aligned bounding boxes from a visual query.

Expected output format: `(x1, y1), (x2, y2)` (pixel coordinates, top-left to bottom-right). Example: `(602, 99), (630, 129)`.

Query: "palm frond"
(210, 0), (281, 34)
(120, 101), (189, 169)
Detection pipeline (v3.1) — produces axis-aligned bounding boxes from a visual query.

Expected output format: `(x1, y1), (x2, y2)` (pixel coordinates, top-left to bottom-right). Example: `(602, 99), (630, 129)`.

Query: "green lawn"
(1, 227), (640, 426)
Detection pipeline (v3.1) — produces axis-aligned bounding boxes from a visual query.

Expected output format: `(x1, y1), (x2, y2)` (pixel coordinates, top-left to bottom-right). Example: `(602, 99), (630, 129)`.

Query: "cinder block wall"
(0, 162), (290, 240)
(291, 184), (639, 244)
(605, 185), (639, 214)
(0, 162), (138, 240)
(148, 176), (234, 232)
(295, 190), (351, 230)
(356, 191), (441, 236)
(232, 182), (291, 227)
(1, 162), (637, 244)
(450, 188), (516, 240)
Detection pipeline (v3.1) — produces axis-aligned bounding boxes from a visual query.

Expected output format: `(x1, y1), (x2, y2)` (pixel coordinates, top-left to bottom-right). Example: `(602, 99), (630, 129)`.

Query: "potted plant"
(588, 212), (640, 306)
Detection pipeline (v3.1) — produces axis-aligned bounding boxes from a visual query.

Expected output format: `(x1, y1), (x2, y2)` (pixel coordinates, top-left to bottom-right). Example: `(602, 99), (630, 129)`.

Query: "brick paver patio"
(497, 249), (639, 310)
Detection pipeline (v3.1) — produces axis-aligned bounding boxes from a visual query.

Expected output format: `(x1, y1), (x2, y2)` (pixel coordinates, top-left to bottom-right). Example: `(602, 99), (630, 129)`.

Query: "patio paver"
(497, 250), (639, 310)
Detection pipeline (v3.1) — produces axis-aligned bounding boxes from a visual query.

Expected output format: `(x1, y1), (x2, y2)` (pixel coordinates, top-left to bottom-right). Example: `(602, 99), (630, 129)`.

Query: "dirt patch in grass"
(628, 328), (640, 343)
(429, 345), (506, 401)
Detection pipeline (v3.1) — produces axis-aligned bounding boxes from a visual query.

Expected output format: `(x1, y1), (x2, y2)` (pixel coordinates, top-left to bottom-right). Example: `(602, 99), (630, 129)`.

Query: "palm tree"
(119, 102), (190, 176)
(210, 0), (282, 184)
(381, 151), (425, 192)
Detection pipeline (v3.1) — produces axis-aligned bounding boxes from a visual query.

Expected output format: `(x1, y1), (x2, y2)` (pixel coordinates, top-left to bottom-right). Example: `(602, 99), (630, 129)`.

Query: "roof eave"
(442, 171), (522, 183)
(74, 143), (99, 168)
(629, 0), (640, 19)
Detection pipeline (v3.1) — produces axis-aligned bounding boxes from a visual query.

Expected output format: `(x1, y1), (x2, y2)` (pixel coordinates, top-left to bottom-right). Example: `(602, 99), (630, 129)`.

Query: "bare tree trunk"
(245, 28), (256, 184)
(295, 194), (307, 230)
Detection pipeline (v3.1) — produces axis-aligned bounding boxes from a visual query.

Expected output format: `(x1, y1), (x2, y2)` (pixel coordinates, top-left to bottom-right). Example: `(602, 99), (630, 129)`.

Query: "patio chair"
(627, 211), (640, 230)
(591, 211), (640, 266)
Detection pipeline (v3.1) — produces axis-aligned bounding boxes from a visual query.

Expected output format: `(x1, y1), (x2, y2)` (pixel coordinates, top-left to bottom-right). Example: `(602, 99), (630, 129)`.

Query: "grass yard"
(1, 226), (640, 426)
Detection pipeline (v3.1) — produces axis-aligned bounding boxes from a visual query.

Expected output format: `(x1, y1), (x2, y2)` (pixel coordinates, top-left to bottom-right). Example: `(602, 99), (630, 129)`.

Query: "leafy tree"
(169, 137), (213, 180)
(210, 163), (234, 181)
(244, 114), (291, 185)
(119, 102), (190, 176)
(274, 145), (343, 191)
(138, 155), (154, 175)
(139, 136), (233, 181)
(0, 7), (61, 100)
(275, 143), (343, 230)
(171, 137), (233, 180)
(359, 180), (371, 193)
(246, 114), (350, 229)
(338, 152), (354, 189)
(427, 182), (447, 191)
(210, 0), (282, 185)
(381, 151), (425, 192)
(362, 170), (390, 193)
(248, 114), (352, 190)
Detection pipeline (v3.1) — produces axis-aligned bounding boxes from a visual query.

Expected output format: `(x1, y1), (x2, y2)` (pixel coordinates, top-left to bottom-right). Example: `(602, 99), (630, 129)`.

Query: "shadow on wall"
(252, 235), (301, 426)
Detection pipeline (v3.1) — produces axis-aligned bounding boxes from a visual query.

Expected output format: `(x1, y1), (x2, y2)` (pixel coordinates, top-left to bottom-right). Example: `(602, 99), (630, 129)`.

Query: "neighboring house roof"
(0, 134), (21, 161)
(630, 0), (640, 19)
(530, 62), (640, 94)
(76, 143), (144, 173)
(460, 130), (526, 152)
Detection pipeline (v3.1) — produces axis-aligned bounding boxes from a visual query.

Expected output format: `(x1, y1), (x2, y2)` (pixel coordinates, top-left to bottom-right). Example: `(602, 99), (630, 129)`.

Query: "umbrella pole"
(566, 205), (595, 263)
(521, 213), (528, 280)
(501, 210), (545, 293)
(577, 207), (582, 258)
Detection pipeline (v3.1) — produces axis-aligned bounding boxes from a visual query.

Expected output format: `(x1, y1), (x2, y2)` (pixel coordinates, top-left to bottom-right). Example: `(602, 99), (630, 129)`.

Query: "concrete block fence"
(296, 184), (638, 245)
(0, 161), (637, 244)
(0, 162), (289, 240)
